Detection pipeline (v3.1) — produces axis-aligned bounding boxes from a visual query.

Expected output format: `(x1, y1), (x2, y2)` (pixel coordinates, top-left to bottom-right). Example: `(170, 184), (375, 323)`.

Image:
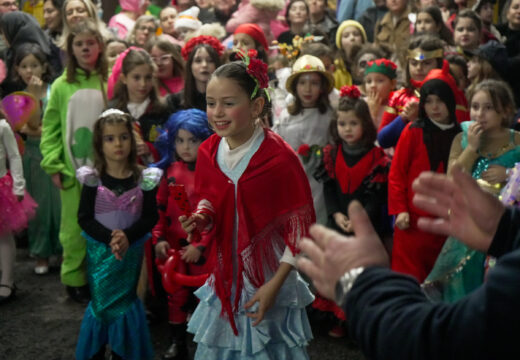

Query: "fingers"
(297, 257), (325, 286)
(416, 217), (452, 236)
(308, 224), (334, 249)
(348, 201), (377, 238)
(299, 237), (325, 267)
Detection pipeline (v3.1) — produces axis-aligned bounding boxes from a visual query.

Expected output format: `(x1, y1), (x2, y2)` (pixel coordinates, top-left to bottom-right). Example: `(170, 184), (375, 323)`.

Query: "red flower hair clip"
(236, 49), (270, 100)
(340, 85), (361, 99)
(181, 35), (224, 61)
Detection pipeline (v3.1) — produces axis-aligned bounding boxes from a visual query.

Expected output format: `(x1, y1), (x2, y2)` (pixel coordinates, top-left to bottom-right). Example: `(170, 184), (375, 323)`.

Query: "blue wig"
(151, 109), (212, 169)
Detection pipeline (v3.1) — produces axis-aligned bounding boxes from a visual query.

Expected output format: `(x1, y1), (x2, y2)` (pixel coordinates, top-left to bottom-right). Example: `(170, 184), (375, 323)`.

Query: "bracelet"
(334, 267), (365, 307)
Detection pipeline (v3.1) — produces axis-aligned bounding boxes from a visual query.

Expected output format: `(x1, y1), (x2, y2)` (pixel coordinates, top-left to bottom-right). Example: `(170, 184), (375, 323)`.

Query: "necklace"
(477, 141), (512, 159)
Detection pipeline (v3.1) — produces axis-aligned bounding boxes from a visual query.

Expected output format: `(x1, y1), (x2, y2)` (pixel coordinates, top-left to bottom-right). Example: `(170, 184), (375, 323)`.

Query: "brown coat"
(374, 9), (411, 69)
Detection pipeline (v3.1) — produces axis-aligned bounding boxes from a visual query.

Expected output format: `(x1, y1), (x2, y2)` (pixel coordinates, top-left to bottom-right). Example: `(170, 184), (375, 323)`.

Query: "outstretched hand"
(412, 165), (505, 252)
(297, 201), (389, 300)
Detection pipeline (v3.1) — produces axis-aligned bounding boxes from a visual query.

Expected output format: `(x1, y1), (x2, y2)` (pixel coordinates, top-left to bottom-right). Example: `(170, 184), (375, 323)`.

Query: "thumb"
(348, 201), (377, 237)
(244, 293), (259, 309)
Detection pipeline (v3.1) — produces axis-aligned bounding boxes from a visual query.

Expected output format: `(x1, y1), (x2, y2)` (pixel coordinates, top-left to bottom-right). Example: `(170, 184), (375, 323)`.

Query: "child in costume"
(389, 64), (463, 283)
(152, 109), (212, 360)
(149, 38), (185, 97)
(362, 58), (397, 129)
(424, 79), (520, 302)
(108, 0), (149, 39)
(180, 53), (315, 359)
(334, 20), (367, 89)
(313, 85), (390, 337)
(231, 23), (269, 63)
(273, 54), (334, 225)
(14, 43), (61, 275)
(75, 109), (161, 360)
(0, 115), (37, 303)
(108, 47), (175, 164)
(40, 19), (108, 303)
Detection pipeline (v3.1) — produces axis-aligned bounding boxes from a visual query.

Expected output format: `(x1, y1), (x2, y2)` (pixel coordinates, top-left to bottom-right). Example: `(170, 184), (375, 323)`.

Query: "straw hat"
(285, 55), (335, 95)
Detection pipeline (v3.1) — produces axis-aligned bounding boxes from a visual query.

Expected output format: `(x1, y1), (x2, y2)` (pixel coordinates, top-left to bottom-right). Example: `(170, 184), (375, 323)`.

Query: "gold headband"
(407, 48), (444, 61)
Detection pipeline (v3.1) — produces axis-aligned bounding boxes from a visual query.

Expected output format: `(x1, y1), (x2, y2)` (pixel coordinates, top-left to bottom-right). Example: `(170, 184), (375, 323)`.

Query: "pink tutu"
(0, 173), (37, 236)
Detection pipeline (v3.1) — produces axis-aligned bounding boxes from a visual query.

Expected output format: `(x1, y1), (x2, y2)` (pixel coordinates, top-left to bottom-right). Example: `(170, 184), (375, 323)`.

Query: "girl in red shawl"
(180, 52), (315, 359)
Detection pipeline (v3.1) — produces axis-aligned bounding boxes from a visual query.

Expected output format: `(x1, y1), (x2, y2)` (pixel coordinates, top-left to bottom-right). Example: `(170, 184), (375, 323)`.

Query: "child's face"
(151, 45), (174, 79)
(121, 64), (154, 103)
(106, 41), (127, 68)
(16, 54), (46, 86)
(364, 72), (395, 101)
(341, 26), (363, 53)
(175, 128), (202, 163)
(65, 0), (88, 27)
(449, 63), (468, 90)
(454, 17), (480, 50)
(337, 110), (363, 146)
(479, 3), (494, 24)
(72, 33), (101, 71)
(471, 90), (503, 131)
(232, 33), (256, 53)
(408, 56), (438, 82)
(135, 21), (156, 46)
(102, 122), (132, 164)
(191, 47), (216, 86)
(467, 57), (480, 81)
(424, 94), (450, 124)
(296, 72), (322, 108)
(206, 76), (263, 149)
(354, 53), (377, 82)
(415, 12), (439, 34)
(160, 8), (177, 35)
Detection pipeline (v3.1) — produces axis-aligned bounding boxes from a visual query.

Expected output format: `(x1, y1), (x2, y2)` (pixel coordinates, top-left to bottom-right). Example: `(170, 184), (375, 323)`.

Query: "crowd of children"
(1, 0), (520, 359)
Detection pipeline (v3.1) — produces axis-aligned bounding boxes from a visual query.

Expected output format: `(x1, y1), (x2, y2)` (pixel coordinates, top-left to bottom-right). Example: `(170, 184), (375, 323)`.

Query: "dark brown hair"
(66, 19), (108, 83)
(184, 43), (222, 108)
(453, 9), (482, 33)
(405, 34), (444, 89)
(148, 38), (185, 79)
(285, 0), (309, 28)
(92, 112), (141, 180)
(330, 96), (376, 147)
(415, 6), (454, 45)
(288, 72), (331, 115)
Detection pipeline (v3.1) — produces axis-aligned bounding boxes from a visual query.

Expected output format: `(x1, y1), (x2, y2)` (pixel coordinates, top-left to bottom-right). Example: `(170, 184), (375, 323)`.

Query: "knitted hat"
(474, 41), (509, 81)
(174, 6), (202, 31)
(335, 20), (367, 49)
(285, 55), (335, 95)
(234, 23), (269, 52)
(364, 58), (397, 79)
(472, 0), (495, 13)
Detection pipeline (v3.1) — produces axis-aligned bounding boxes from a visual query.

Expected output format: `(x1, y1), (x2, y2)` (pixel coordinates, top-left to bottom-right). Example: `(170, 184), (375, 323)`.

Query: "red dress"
(152, 161), (212, 323)
(379, 88), (418, 132)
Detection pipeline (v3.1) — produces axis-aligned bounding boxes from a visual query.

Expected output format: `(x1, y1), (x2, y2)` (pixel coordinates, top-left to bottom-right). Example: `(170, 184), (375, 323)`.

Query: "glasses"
(137, 25), (156, 33)
(152, 55), (172, 64)
(0, 1), (17, 7)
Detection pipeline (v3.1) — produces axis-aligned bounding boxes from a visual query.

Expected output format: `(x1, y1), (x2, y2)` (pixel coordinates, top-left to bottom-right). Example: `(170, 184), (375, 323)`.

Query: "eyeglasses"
(0, 1), (17, 7)
(137, 25), (156, 33)
(152, 55), (172, 64)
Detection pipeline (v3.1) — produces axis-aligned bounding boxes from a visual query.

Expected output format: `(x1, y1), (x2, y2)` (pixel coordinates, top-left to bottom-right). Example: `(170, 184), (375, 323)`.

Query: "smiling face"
(151, 45), (174, 79)
(507, 0), (520, 30)
(159, 7), (177, 36)
(43, 0), (62, 31)
(337, 110), (363, 145)
(175, 128), (202, 163)
(454, 17), (480, 50)
(296, 72), (323, 108)
(470, 90), (503, 132)
(191, 47), (217, 88)
(424, 94), (450, 124)
(16, 54), (46, 86)
(206, 76), (263, 149)
(415, 12), (439, 34)
(102, 122), (131, 165)
(65, 0), (88, 26)
(121, 63), (154, 103)
(72, 32), (101, 71)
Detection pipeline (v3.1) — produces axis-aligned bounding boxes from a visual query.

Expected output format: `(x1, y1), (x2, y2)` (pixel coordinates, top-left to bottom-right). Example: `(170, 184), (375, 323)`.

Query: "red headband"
(181, 35), (224, 61)
(234, 23), (269, 52)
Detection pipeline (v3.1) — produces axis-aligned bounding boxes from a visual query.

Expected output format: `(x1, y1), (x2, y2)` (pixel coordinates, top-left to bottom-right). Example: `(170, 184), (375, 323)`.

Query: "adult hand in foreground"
(297, 201), (389, 300)
(412, 165), (505, 253)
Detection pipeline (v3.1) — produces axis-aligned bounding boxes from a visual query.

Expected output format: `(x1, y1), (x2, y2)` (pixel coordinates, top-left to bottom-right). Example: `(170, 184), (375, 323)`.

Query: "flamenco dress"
(423, 122), (520, 302)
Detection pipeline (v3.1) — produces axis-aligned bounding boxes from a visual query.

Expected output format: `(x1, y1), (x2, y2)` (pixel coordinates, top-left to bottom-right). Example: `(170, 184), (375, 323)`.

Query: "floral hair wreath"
(236, 49), (270, 101)
(181, 35), (224, 61)
(340, 85), (361, 99)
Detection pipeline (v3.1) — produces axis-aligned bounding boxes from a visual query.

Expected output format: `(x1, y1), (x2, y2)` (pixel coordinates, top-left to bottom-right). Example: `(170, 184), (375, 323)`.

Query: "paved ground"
(0, 247), (365, 360)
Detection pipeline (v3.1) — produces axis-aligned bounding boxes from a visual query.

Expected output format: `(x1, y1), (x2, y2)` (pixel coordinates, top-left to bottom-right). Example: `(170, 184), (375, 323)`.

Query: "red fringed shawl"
(194, 129), (316, 335)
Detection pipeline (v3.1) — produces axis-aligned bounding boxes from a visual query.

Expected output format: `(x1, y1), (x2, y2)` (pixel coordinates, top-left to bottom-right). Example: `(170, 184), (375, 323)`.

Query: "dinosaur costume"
(40, 69), (106, 287)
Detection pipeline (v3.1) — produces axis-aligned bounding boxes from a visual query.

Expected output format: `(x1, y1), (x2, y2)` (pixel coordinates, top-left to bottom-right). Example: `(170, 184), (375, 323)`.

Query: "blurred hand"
(181, 244), (202, 263)
(395, 212), (410, 230)
(155, 241), (170, 260)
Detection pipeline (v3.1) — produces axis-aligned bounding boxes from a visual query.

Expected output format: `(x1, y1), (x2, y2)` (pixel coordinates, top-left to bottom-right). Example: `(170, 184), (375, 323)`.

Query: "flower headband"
(107, 46), (142, 100)
(181, 35), (224, 61)
(340, 85), (361, 99)
(236, 49), (270, 101)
